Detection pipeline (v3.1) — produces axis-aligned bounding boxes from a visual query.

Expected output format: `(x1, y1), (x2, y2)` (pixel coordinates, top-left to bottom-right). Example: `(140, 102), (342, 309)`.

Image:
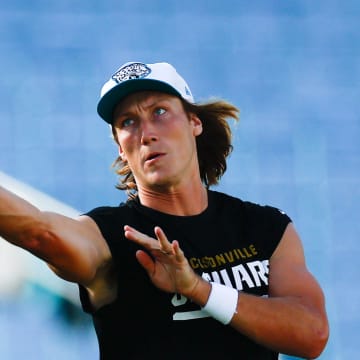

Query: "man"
(0, 61), (329, 359)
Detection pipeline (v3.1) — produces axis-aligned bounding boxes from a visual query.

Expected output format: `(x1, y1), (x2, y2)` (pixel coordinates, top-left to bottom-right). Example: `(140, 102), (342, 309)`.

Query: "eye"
(154, 107), (166, 116)
(121, 118), (135, 128)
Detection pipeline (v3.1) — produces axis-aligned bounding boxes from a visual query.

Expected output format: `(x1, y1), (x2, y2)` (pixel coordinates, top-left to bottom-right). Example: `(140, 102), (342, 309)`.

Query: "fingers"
(154, 226), (173, 255)
(171, 240), (185, 262)
(124, 225), (174, 253)
(135, 250), (155, 274)
(124, 225), (159, 251)
(125, 225), (192, 295)
(124, 225), (185, 261)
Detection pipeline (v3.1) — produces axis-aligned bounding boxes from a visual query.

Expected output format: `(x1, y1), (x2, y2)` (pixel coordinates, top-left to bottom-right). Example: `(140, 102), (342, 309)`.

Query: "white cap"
(97, 62), (194, 124)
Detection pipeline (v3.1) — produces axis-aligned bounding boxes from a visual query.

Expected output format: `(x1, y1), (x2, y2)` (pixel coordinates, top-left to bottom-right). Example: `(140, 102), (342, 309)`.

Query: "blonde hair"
(111, 98), (239, 199)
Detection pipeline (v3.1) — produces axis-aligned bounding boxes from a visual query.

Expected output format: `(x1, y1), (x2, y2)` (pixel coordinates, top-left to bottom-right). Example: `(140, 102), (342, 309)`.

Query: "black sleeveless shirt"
(80, 190), (291, 359)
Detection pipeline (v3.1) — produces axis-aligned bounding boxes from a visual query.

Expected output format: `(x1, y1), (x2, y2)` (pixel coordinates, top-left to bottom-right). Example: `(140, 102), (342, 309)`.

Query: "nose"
(140, 120), (158, 145)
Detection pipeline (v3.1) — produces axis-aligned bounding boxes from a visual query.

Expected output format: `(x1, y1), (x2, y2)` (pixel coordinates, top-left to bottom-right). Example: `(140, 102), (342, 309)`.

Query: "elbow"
(303, 318), (329, 359)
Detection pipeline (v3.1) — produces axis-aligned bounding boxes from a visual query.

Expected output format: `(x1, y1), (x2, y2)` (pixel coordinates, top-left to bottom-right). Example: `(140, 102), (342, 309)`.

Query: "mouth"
(145, 152), (165, 163)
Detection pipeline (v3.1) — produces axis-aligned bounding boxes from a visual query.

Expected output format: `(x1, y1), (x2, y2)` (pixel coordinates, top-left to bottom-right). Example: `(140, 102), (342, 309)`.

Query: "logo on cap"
(112, 62), (151, 84)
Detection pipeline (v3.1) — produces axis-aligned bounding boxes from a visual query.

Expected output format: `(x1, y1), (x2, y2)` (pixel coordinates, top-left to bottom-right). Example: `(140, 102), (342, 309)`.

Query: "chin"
(147, 175), (176, 189)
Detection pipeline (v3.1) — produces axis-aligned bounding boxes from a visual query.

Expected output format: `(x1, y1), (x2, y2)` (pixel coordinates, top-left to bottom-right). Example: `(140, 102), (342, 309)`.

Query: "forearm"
(0, 186), (106, 284)
(188, 279), (328, 359)
(231, 292), (328, 358)
(1, 185), (77, 265)
(0, 185), (44, 246)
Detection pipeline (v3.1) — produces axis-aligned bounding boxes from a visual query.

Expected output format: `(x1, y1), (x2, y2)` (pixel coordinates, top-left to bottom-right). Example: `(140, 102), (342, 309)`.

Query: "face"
(112, 91), (203, 191)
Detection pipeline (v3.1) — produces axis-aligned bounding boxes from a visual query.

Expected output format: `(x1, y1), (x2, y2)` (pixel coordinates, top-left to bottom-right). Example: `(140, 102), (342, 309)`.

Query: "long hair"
(111, 97), (239, 199)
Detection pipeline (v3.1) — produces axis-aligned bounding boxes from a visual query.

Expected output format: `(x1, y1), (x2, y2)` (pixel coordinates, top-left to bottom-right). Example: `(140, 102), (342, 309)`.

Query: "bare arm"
(124, 223), (329, 359)
(224, 223), (329, 358)
(0, 185), (111, 286)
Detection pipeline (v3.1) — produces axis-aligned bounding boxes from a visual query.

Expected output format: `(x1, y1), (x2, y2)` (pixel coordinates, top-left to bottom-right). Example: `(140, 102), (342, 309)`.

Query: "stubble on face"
(112, 92), (202, 193)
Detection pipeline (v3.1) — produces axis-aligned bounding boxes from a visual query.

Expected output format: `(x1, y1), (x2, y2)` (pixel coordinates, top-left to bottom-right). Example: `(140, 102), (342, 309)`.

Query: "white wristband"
(202, 282), (238, 325)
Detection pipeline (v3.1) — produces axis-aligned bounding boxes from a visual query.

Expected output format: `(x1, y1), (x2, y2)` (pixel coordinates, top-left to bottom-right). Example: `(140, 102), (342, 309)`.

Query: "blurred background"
(0, 0), (359, 358)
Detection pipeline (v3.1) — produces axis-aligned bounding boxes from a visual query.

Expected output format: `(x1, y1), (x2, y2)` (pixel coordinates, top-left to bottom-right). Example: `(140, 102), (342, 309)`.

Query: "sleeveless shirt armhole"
(78, 205), (128, 315)
(82, 206), (117, 242)
(242, 201), (292, 257)
(78, 207), (114, 315)
(78, 284), (94, 314)
(264, 205), (292, 256)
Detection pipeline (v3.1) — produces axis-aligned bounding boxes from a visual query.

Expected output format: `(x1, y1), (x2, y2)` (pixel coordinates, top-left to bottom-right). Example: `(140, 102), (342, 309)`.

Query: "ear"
(190, 113), (203, 136)
(118, 145), (127, 161)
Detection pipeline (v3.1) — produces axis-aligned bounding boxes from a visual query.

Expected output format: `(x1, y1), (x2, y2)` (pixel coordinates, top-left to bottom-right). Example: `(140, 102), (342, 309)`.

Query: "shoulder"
(210, 190), (291, 223)
(210, 190), (292, 254)
(84, 200), (136, 221)
(82, 201), (137, 239)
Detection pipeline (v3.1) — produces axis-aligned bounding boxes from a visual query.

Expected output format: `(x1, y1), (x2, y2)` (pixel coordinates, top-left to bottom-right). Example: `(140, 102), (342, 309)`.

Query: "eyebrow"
(114, 97), (170, 119)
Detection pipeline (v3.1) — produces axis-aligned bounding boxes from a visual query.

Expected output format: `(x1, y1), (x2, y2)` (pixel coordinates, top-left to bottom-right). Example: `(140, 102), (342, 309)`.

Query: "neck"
(137, 181), (208, 216)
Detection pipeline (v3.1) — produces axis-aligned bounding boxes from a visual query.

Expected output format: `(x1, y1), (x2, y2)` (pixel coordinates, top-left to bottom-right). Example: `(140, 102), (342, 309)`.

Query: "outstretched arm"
(0, 185), (110, 285)
(124, 223), (329, 359)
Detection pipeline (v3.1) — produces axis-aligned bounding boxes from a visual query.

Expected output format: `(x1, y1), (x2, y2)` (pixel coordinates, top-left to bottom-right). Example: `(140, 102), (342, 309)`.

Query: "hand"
(124, 225), (200, 297)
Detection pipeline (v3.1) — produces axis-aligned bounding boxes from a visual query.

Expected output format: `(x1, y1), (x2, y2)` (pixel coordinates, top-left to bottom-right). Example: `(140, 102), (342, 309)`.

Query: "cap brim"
(97, 79), (182, 124)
